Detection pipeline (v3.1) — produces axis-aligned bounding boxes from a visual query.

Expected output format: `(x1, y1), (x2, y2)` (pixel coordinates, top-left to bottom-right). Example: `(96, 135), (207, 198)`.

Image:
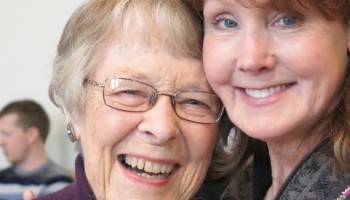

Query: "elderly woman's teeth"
(245, 84), (287, 99)
(125, 156), (174, 175)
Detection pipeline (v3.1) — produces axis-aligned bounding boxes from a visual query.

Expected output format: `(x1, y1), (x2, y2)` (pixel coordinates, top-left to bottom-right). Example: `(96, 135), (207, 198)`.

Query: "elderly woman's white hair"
(49, 0), (203, 125)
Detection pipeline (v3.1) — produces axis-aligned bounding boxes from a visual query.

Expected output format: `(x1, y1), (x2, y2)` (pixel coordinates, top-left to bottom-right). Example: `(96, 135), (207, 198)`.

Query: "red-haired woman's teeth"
(245, 85), (287, 98)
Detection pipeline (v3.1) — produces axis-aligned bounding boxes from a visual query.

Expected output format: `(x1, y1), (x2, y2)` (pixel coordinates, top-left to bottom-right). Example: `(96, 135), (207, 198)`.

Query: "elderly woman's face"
(76, 40), (219, 199)
(202, 0), (350, 141)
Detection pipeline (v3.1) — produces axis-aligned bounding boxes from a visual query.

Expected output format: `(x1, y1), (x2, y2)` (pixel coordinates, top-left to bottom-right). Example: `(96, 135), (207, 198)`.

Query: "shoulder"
(0, 167), (16, 181)
(35, 182), (76, 200)
(0, 166), (15, 175)
(43, 160), (72, 177)
(37, 160), (73, 184)
(0, 166), (14, 173)
(279, 139), (350, 199)
(327, 180), (350, 200)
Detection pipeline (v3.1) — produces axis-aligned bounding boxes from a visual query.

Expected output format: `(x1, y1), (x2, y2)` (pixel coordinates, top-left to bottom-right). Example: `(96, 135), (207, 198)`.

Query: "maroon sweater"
(35, 154), (95, 200)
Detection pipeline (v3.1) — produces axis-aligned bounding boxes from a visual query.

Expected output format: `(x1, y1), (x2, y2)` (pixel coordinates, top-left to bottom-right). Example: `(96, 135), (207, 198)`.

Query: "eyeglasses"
(86, 77), (224, 124)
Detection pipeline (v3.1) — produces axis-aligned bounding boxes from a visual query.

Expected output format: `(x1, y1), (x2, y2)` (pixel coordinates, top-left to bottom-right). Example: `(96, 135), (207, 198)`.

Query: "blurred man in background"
(0, 99), (72, 200)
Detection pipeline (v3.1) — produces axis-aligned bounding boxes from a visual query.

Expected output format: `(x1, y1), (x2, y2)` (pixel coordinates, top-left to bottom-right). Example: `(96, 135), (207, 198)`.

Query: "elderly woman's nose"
(236, 32), (276, 74)
(137, 96), (180, 144)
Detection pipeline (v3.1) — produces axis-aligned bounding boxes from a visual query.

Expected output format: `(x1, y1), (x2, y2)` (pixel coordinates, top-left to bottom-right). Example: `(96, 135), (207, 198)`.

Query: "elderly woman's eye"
(123, 90), (139, 95)
(118, 90), (150, 98)
(181, 99), (210, 110)
(187, 99), (201, 105)
(108, 90), (144, 98)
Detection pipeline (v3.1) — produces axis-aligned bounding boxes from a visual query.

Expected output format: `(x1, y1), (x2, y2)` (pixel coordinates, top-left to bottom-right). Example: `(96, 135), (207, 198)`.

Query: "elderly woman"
(28, 0), (226, 199)
(190, 0), (350, 199)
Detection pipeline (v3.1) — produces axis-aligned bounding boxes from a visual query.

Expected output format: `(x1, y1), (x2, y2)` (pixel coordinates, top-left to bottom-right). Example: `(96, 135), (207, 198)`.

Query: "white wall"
(0, 0), (85, 172)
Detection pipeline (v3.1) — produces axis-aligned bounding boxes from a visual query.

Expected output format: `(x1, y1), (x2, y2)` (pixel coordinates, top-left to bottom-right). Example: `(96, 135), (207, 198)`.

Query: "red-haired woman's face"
(202, 0), (350, 142)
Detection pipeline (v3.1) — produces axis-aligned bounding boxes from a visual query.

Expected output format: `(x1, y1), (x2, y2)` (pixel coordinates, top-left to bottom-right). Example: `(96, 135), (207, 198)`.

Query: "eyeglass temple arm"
(86, 79), (105, 87)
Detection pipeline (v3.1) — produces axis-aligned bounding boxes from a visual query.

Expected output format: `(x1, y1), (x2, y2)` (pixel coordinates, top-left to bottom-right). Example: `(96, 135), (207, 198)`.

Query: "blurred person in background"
(0, 99), (73, 200)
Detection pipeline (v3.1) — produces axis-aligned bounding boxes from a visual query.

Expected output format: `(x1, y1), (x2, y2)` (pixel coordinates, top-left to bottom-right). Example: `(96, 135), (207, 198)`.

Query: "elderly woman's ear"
(63, 107), (80, 142)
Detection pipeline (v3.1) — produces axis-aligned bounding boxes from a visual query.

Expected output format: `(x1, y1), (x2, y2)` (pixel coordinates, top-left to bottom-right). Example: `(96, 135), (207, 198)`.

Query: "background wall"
(0, 0), (85, 172)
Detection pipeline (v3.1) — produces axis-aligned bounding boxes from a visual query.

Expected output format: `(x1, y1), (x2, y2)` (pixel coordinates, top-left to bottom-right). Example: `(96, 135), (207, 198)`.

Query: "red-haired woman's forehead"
(202, 0), (349, 20)
(210, 0), (307, 10)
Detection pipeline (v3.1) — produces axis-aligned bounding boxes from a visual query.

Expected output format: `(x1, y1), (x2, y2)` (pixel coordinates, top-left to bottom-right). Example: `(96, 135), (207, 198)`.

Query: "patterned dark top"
(253, 138), (350, 200)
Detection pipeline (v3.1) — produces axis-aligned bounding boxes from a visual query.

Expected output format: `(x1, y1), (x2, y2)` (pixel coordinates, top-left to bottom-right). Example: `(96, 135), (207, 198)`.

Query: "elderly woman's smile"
(118, 154), (180, 181)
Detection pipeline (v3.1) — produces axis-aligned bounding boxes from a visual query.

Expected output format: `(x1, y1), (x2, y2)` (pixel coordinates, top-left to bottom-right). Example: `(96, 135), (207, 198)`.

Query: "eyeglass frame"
(85, 77), (224, 124)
